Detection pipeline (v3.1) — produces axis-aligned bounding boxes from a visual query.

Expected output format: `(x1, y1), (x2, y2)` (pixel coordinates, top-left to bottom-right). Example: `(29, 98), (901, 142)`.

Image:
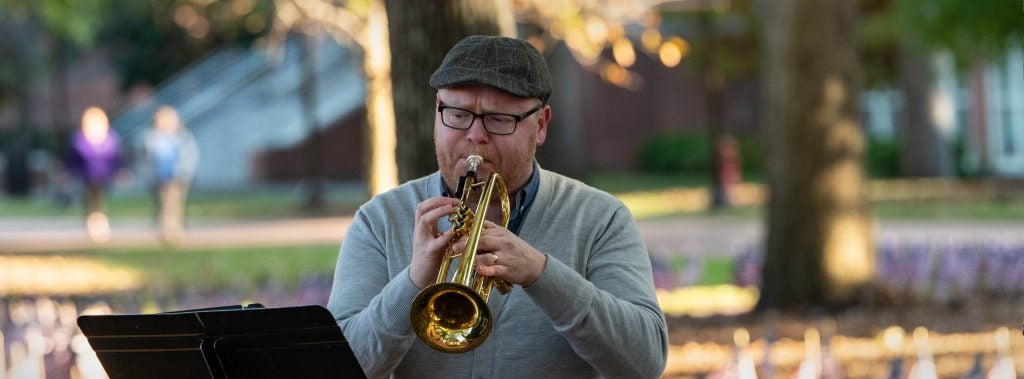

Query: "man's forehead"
(437, 86), (533, 106)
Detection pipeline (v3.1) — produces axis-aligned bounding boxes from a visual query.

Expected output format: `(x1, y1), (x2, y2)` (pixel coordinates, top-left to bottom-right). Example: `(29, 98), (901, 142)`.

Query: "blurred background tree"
(385, 0), (517, 182)
(861, 0), (1024, 178)
(666, 0), (759, 209)
(101, 0), (272, 90)
(757, 0), (875, 309)
(275, 0), (695, 195)
(513, 0), (707, 182)
(0, 0), (272, 196)
(757, 0), (1024, 310)
(0, 0), (109, 196)
(267, 0), (517, 196)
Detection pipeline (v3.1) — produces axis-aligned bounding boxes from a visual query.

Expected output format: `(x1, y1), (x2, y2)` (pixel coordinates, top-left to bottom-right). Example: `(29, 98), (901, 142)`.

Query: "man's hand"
(455, 220), (548, 287)
(409, 196), (462, 289)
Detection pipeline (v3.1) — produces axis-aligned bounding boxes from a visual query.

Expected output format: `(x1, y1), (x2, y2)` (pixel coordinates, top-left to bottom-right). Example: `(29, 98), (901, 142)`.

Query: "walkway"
(1, 214), (1021, 255)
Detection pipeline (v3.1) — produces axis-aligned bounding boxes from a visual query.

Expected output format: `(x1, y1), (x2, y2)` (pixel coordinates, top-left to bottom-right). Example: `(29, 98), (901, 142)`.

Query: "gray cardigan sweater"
(327, 168), (668, 378)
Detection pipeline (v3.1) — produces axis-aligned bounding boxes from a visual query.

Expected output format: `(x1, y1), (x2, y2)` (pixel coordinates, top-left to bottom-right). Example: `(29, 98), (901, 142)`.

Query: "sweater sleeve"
(327, 208), (421, 379)
(523, 205), (668, 379)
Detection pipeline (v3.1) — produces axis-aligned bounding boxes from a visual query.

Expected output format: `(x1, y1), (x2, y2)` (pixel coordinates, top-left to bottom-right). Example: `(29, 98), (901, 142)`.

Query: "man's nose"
(465, 116), (490, 143)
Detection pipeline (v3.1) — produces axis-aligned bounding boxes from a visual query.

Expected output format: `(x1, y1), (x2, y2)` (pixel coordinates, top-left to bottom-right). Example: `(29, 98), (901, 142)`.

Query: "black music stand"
(77, 304), (365, 379)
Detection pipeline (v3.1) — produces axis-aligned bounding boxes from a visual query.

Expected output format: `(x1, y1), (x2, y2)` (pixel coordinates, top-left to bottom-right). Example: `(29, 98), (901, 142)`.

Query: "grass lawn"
(0, 245), (340, 300)
(698, 257), (734, 286)
(91, 244), (341, 292)
(0, 188), (367, 220)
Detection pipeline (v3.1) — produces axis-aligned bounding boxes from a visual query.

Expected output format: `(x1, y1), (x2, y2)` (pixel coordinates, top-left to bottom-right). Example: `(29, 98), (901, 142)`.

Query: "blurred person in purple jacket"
(66, 107), (123, 242)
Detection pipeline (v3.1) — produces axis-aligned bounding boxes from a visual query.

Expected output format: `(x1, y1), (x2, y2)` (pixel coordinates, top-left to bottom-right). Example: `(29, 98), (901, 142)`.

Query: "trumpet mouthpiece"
(467, 155), (483, 172)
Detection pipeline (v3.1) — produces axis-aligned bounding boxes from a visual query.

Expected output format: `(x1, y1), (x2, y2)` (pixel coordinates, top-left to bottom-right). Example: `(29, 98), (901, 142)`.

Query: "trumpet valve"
(451, 209), (475, 234)
(449, 205), (467, 227)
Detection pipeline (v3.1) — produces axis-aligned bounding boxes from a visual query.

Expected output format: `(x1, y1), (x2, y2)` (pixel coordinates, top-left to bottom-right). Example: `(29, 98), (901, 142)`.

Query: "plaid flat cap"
(430, 35), (552, 102)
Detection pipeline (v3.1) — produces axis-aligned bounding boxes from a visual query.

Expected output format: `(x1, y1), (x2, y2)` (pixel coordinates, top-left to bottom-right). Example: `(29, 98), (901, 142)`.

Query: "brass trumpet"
(410, 155), (513, 353)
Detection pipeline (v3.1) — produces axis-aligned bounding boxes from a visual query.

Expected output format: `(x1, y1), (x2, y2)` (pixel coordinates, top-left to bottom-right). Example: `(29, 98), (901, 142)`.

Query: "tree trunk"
(4, 22), (38, 197)
(6, 83), (33, 197)
(967, 60), (989, 175)
(537, 41), (587, 179)
(899, 42), (953, 177)
(385, 0), (515, 182)
(362, 0), (399, 196)
(52, 36), (72, 163)
(698, 10), (729, 209)
(298, 32), (326, 209)
(757, 0), (875, 310)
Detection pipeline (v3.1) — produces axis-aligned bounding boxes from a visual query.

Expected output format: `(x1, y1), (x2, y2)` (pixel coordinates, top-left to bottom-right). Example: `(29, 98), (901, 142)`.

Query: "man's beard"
(436, 143), (537, 197)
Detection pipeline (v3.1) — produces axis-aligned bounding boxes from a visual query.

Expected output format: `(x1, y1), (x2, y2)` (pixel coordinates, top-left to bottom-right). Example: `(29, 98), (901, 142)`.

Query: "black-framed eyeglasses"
(437, 102), (544, 135)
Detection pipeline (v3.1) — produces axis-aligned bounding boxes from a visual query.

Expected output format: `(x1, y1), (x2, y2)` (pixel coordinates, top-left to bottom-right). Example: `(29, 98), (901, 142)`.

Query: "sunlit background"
(1, 0), (1023, 378)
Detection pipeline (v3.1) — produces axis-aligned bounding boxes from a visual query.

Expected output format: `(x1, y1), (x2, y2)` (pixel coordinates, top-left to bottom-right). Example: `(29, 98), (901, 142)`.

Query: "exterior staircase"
(111, 34), (364, 189)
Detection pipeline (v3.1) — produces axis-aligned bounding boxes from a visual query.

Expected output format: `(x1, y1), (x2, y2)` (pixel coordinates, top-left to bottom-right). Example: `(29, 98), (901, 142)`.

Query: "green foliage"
(661, 0), (760, 85)
(896, 0), (1024, 61)
(952, 136), (977, 178)
(0, 0), (109, 48)
(860, 0), (1024, 85)
(736, 135), (762, 179)
(859, 0), (902, 86)
(99, 0), (274, 89)
(39, 0), (108, 47)
(586, 171), (711, 193)
(0, 128), (59, 151)
(857, 0), (988, 83)
(637, 131), (710, 173)
(699, 257), (734, 286)
(866, 137), (902, 178)
(635, 131), (763, 181)
(0, 0), (274, 91)
(89, 245), (338, 297)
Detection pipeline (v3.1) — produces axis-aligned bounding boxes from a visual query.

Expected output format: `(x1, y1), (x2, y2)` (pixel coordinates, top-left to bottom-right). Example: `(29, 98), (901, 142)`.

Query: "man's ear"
(535, 105), (551, 146)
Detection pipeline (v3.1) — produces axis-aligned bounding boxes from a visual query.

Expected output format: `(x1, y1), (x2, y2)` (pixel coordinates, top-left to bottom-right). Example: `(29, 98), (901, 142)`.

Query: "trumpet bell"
(410, 282), (492, 353)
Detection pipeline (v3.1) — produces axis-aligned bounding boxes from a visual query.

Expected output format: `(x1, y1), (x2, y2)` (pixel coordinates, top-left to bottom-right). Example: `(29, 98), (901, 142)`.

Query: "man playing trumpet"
(328, 35), (667, 378)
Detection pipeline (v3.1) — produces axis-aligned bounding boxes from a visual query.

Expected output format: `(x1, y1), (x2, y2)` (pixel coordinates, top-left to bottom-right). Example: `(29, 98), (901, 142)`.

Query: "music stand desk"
(77, 304), (365, 379)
